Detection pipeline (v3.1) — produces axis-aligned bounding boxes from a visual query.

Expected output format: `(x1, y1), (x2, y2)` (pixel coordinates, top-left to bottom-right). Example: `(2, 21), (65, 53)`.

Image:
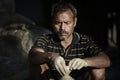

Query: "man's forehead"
(54, 9), (74, 18)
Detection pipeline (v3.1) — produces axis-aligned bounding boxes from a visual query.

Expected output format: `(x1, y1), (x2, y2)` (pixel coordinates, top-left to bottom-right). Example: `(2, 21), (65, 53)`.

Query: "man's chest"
(45, 43), (87, 63)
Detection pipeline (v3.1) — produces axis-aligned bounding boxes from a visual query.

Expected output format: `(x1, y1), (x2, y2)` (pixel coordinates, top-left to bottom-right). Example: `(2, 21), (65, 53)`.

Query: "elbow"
(28, 50), (36, 64)
(103, 53), (111, 67)
(28, 49), (41, 65)
(99, 52), (111, 68)
(106, 56), (111, 67)
(28, 48), (48, 65)
(28, 53), (44, 65)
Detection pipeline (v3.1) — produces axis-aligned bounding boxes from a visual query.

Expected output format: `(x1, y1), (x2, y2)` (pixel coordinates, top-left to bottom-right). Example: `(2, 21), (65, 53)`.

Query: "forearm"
(29, 48), (51, 65)
(84, 52), (111, 68)
(29, 47), (60, 65)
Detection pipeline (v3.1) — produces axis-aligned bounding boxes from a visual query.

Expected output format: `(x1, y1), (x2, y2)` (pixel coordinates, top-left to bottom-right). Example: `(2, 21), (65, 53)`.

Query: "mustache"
(57, 30), (68, 34)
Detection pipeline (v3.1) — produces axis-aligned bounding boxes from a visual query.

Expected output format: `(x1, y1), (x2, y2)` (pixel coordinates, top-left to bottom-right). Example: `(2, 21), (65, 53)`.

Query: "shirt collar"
(71, 32), (80, 44)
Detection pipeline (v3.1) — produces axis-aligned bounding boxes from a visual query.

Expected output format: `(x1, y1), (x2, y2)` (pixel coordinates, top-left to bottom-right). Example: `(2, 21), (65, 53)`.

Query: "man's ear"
(74, 17), (77, 27)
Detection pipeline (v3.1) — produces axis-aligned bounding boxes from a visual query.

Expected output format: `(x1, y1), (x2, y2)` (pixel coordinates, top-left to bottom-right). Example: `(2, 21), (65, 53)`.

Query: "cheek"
(68, 25), (75, 32)
(53, 26), (59, 31)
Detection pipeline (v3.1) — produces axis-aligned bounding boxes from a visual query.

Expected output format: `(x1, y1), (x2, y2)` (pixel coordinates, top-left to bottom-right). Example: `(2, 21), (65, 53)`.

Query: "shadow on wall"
(0, 0), (53, 79)
(105, 47), (120, 80)
(0, 35), (29, 80)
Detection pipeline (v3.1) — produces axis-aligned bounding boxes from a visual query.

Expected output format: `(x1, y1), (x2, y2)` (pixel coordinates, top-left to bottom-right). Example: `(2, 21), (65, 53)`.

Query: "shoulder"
(75, 32), (92, 42)
(35, 34), (53, 44)
(33, 34), (54, 48)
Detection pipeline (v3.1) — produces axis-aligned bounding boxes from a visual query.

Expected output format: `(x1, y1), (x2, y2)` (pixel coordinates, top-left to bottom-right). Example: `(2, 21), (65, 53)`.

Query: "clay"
(60, 66), (74, 80)
(60, 75), (74, 80)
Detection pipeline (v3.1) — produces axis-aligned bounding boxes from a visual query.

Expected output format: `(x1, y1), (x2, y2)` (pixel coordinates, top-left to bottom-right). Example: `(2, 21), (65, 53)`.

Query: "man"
(29, 2), (110, 80)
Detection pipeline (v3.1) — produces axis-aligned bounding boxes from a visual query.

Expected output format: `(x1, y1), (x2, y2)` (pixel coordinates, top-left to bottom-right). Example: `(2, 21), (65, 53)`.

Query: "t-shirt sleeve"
(85, 36), (103, 57)
(32, 34), (49, 50)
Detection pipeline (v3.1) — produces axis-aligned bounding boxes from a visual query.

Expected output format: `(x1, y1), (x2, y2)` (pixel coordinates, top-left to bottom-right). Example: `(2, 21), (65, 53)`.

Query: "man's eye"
(55, 21), (60, 24)
(65, 22), (70, 24)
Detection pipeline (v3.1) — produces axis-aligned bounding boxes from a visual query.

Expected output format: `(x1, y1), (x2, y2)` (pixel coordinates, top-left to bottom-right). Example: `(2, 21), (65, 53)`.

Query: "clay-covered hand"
(53, 56), (70, 76)
(68, 58), (88, 70)
(60, 75), (74, 80)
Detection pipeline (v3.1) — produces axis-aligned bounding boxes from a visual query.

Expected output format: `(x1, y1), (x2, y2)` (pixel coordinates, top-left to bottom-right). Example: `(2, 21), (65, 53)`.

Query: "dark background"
(9, 0), (120, 80)
(15, 0), (120, 48)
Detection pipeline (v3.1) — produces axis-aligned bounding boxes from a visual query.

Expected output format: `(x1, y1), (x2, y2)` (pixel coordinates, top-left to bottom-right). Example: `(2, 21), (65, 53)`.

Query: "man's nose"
(60, 23), (65, 30)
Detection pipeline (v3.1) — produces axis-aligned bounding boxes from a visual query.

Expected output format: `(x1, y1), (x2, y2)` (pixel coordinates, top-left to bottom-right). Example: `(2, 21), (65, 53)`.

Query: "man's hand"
(53, 56), (70, 76)
(68, 58), (88, 70)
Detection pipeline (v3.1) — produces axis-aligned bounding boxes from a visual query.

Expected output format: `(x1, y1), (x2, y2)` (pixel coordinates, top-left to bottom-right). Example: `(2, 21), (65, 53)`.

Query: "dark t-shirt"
(33, 32), (103, 79)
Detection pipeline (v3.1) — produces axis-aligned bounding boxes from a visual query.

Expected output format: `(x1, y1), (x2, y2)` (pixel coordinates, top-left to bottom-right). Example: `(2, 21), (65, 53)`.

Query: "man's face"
(53, 9), (77, 41)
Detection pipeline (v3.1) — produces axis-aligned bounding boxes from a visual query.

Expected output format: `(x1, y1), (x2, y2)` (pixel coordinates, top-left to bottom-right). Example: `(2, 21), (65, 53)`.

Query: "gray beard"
(59, 36), (65, 41)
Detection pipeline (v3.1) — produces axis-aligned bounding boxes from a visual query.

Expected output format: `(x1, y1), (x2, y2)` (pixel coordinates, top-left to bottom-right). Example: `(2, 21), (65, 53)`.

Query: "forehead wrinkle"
(55, 10), (74, 22)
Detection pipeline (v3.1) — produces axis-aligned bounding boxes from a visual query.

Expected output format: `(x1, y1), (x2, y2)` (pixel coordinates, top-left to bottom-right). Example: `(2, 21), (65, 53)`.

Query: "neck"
(61, 34), (73, 49)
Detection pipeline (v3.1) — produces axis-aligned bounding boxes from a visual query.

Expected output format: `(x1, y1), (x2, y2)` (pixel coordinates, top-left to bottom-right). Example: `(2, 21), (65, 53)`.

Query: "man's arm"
(28, 47), (59, 65)
(29, 47), (71, 76)
(68, 52), (110, 70)
(84, 52), (111, 68)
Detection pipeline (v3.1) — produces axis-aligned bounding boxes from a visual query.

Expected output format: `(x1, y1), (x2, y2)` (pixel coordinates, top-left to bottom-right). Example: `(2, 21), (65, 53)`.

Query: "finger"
(55, 59), (64, 76)
(71, 59), (79, 70)
(61, 64), (71, 75)
(59, 63), (68, 76)
(77, 60), (88, 69)
(54, 56), (67, 76)
(59, 57), (70, 75)
(77, 62), (84, 70)
(69, 59), (75, 70)
(55, 61), (66, 76)
(73, 62), (80, 70)
(55, 64), (64, 76)
(66, 66), (71, 74)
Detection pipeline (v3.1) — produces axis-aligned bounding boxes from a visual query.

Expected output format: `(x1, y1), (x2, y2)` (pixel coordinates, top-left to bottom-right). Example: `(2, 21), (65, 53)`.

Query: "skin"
(29, 8), (110, 80)
(52, 9), (77, 49)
